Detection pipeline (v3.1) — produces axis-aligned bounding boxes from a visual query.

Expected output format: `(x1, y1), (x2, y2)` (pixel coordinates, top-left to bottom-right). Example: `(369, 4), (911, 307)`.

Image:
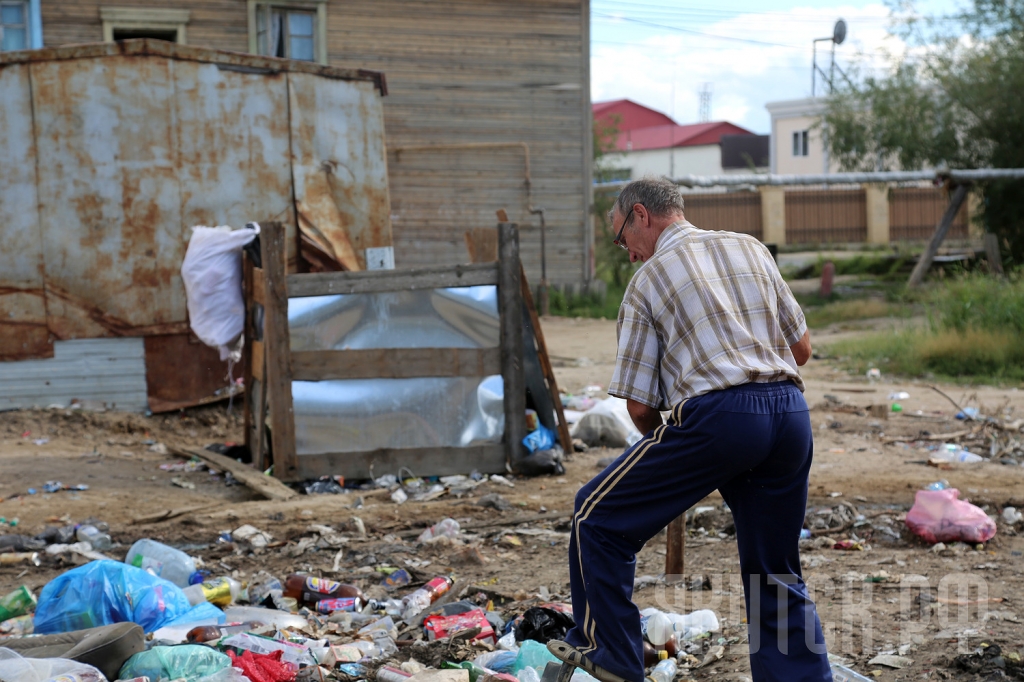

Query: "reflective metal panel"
(288, 286), (503, 455)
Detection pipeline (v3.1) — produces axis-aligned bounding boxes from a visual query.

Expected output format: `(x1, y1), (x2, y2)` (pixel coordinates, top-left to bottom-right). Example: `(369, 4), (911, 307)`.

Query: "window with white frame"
(792, 130), (809, 157)
(0, 1), (29, 51)
(100, 7), (190, 44)
(249, 1), (327, 63)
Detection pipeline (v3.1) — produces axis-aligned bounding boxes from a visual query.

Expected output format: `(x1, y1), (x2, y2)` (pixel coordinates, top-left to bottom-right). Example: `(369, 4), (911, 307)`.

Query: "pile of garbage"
(0, 532), (722, 682)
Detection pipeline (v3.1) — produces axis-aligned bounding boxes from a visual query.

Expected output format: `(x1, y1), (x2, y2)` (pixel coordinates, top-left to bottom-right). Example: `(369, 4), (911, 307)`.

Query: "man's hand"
(626, 399), (664, 436)
(790, 329), (811, 366)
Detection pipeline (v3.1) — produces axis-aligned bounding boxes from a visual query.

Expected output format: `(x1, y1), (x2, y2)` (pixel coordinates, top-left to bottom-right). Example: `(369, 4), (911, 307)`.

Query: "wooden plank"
(172, 446), (298, 501)
(132, 503), (224, 525)
(251, 376), (268, 472)
(908, 184), (970, 287)
(260, 221), (299, 480)
(287, 262), (498, 297)
(666, 514), (685, 579)
(242, 253), (254, 457)
(291, 347), (500, 381)
(499, 222), (526, 468)
(286, 444), (507, 481)
(520, 264), (572, 453)
(251, 340), (264, 381)
(251, 267), (266, 306)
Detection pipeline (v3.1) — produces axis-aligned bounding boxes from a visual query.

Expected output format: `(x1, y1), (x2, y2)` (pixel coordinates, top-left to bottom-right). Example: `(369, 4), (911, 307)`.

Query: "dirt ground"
(2, 316), (1023, 681)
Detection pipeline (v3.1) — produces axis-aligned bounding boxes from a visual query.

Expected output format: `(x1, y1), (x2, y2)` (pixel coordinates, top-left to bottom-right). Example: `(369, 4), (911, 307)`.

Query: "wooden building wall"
(39, 0), (594, 285)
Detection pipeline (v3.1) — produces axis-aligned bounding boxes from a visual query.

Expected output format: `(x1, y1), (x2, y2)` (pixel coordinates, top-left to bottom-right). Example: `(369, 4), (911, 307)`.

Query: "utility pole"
(698, 83), (712, 122)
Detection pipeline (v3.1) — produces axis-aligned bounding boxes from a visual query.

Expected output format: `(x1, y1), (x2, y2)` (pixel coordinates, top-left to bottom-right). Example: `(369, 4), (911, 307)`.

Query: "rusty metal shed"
(0, 40), (392, 411)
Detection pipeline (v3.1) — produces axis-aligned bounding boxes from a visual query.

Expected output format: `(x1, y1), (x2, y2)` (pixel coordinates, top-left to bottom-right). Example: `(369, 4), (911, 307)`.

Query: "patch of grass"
(548, 284), (624, 320)
(827, 327), (1024, 384)
(824, 273), (1024, 383)
(804, 298), (901, 328)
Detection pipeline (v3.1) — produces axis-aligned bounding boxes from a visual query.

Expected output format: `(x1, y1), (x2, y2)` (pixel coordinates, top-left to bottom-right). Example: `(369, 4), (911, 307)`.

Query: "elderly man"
(548, 177), (829, 682)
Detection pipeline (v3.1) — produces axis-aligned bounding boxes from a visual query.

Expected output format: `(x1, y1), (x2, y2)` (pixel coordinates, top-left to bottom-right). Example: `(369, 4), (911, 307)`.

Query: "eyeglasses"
(613, 206), (635, 250)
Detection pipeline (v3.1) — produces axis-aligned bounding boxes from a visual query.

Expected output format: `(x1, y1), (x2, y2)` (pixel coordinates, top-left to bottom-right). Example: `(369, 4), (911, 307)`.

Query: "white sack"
(181, 224), (259, 361)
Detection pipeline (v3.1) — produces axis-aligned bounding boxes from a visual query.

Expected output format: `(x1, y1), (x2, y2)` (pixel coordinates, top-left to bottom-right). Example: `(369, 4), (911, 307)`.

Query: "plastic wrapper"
(0, 647), (107, 682)
(424, 609), (495, 644)
(119, 645), (231, 682)
(514, 607), (575, 644)
(33, 560), (225, 634)
(905, 488), (997, 544)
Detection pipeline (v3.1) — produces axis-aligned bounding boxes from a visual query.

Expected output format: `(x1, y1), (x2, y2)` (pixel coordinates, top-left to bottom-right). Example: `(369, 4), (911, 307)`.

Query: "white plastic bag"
(0, 647), (107, 682)
(181, 224), (259, 361)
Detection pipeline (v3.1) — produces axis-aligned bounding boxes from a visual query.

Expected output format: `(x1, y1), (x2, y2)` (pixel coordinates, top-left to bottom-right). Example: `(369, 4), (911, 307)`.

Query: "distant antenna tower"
(698, 83), (712, 122)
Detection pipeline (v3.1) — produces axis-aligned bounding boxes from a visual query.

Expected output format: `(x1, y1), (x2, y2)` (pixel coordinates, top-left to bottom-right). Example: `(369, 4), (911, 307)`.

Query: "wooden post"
(260, 222), (298, 479)
(666, 514), (685, 580)
(499, 223), (526, 469)
(242, 253), (254, 456)
(907, 184), (969, 287)
(984, 233), (1005, 276)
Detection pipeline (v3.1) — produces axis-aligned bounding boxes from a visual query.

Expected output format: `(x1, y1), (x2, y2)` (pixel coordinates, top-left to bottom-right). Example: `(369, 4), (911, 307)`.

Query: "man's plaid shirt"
(608, 221), (807, 410)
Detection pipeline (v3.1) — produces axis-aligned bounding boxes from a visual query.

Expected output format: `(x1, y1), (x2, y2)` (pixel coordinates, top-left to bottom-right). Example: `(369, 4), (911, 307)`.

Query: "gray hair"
(609, 176), (685, 222)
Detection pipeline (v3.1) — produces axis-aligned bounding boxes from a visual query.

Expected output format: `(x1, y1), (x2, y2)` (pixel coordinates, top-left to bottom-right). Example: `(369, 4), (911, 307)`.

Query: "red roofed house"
(594, 99), (768, 182)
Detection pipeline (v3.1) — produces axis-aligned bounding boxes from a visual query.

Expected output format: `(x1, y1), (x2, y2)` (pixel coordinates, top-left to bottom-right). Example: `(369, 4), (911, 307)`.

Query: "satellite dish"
(833, 19), (847, 44)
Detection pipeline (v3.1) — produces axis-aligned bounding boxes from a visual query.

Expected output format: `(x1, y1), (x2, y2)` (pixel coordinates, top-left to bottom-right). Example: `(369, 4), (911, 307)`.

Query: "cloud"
(591, 3), (907, 132)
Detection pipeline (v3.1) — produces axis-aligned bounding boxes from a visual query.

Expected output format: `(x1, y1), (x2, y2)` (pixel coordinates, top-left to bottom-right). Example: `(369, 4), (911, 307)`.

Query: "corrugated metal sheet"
(0, 338), (148, 411)
(0, 40), (391, 410)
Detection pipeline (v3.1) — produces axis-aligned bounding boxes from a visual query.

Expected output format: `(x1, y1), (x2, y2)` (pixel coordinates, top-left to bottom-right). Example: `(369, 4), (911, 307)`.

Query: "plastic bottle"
(831, 663), (873, 682)
(75, 524), (112, 551)
(641, 612), (673, 646)
(124, 539), (202, 587)
(377, 666), (412, 682)
(401, 575), (454, 621)
(282, 574), (365, 607)
(182, 577), (243, 606)
(646, 657), (676, 682)
(244, 571), (283, 604)
(925, 480), (949, 491)
(186, 621), (266, 643)
(443, 661), (485, 682)
(0, 585), (36, 621)
(417, 518), (461, 543)
(643, 644), (667, 668)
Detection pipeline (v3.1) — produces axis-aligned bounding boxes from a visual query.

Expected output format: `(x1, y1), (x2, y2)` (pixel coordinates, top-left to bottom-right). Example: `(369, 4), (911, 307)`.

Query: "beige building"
(765, 97), (839, 175)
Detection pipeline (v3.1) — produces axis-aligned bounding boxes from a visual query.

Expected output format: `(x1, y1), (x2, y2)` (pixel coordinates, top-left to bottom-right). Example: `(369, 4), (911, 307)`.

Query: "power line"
(592, 11), (801, 47)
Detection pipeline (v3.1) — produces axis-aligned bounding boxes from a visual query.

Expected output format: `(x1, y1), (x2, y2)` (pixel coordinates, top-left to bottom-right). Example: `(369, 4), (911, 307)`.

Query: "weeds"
(825, 273), (1024, 384)
(804, 298), (900, 328)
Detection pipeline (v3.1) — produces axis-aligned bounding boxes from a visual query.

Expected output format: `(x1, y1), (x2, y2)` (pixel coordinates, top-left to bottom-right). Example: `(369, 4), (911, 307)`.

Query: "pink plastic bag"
(905, 488), (996, 544)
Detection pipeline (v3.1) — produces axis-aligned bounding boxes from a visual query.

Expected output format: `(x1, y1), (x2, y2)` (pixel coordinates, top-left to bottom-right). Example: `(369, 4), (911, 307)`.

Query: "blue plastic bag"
(522, 424), (556, 453)
(34, 560), (225, 634)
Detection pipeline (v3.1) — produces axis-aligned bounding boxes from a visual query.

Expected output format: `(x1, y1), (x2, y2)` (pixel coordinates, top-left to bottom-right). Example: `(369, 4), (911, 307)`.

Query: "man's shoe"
(546, 640), (633, 682)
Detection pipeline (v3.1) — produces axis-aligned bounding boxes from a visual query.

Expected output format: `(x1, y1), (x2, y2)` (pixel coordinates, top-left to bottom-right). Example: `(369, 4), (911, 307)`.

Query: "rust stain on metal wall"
(144, 334), (240, 413)
(0, 39), (390, 407)
(0, 63), (51, 359)
(288, 73), (393, 266)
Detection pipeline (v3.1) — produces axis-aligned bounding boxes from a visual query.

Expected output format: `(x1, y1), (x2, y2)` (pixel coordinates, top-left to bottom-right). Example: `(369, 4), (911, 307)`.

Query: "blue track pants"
(564, 381), (832, 682)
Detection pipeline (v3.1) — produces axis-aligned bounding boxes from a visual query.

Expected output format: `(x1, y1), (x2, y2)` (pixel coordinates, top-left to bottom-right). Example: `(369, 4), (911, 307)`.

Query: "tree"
(821, 0), (1024, 264)
(592, 113), (637, 288)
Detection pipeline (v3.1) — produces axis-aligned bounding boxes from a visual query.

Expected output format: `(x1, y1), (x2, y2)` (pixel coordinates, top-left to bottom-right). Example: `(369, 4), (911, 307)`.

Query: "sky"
(590, 0), (963, 134)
